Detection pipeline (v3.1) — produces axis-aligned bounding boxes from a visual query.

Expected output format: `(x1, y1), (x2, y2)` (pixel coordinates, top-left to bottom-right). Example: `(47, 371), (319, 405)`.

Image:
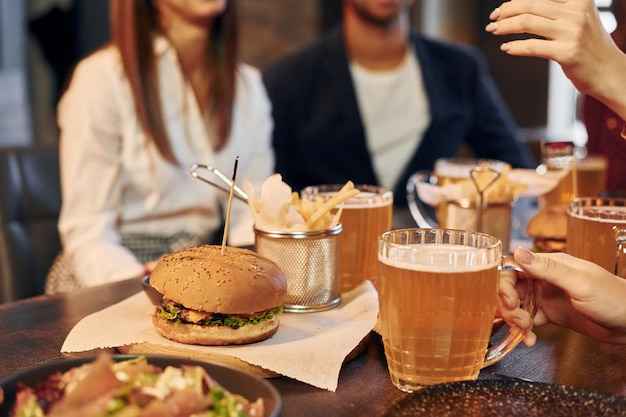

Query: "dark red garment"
(582, 94), (626, 193)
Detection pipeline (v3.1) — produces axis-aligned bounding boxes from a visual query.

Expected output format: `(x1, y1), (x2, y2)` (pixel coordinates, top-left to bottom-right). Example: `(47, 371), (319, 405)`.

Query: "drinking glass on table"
(377, 228), (537, 392)
(539, 141), (608, 208)
(301, 184), (393, 293)
(566, 197), (626, 277)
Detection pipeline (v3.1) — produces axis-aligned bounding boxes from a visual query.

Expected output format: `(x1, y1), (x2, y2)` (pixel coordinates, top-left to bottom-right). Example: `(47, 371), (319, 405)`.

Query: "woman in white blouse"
(47, 0), (274, 292)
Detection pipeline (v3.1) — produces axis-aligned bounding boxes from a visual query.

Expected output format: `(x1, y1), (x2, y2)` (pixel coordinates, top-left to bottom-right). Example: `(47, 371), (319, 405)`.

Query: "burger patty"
(157, 299), (282, 329)
(533, 237), (566, 253)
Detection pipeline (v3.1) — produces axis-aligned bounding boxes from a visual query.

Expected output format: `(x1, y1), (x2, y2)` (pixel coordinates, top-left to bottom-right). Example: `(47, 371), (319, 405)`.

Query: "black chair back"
(0, 146), (61, 302)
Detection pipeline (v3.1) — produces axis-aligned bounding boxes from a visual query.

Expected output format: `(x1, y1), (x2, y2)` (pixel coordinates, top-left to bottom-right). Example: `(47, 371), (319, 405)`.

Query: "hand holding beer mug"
(377, 228), (537, 392)
(566, 197), (626, 277)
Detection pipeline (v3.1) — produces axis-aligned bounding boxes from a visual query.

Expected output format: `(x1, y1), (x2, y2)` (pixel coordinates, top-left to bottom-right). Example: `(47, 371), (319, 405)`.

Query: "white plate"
(507, 168), (566, 197)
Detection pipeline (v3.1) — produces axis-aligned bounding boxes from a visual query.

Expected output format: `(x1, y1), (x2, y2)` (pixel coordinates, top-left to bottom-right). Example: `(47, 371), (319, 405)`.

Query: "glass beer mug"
(377, 228), (537, 392)
(566, 197), (626, 278)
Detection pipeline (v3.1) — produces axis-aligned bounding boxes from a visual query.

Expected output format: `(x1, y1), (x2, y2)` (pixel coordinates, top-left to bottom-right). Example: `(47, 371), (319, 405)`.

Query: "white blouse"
(57, 38), (274, 287)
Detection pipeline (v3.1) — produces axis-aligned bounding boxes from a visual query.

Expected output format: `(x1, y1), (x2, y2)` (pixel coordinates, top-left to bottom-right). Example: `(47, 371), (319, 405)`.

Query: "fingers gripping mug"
(377, 228), (537, 392)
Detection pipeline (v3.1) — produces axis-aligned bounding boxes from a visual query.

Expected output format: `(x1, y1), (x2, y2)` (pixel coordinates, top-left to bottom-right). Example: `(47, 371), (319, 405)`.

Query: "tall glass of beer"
(377, 228), (536, 392)
(566, 197), (626, 277)
(302, 184), (393, 293)
(540, 151), (608, 208)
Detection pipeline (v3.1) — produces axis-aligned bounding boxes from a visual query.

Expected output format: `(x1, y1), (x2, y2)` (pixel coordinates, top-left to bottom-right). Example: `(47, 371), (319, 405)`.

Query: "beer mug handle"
(614, 226), (626, 278)
(406, 171), (438, 228)
(483, 264), (538, 367)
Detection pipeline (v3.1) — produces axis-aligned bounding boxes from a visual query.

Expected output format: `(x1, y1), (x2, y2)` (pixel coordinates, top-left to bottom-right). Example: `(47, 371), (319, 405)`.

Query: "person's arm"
(500, 247), (626, 344)
(58, 50), (144, 287)
(486, 0), (626, 122)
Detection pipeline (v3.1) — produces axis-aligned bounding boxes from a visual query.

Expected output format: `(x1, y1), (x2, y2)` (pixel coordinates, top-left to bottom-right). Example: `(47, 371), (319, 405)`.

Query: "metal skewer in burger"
(150, 157), (288, 345)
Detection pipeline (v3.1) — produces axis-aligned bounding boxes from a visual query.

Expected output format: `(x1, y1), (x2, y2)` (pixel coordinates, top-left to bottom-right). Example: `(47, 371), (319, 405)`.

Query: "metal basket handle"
(189, 163), (248, 202)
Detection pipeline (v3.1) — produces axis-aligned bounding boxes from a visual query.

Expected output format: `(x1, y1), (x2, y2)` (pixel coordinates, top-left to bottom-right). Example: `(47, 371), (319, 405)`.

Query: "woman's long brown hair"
(109, 0), (238, 164)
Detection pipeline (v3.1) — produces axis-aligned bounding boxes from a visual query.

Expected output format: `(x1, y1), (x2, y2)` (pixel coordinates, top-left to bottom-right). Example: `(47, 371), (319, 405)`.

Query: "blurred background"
(0, 0), (617, 153)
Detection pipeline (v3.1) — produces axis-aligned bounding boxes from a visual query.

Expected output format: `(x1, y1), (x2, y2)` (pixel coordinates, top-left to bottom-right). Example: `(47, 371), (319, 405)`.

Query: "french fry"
(306, 186), (360, 229)
(247, 176), (360, 231)
(298, 198), (317, 221)
(338, 180), (356, 194)
(438, 163), (528, 205)
(291, 192), (300, 207)
(330, 206), (344, 230)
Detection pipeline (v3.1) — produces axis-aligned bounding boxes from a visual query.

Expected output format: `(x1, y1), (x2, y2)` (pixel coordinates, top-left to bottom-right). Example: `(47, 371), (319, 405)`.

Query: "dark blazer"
(262, 25), (535, 206)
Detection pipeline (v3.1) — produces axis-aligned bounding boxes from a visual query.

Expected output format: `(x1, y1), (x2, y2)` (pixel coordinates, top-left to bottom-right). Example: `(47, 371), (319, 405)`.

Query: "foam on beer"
(379, 243), (500, 272)
(568, 205), (626, 223)
(317, 191), (392, 208)
(434, 158), (510, 180)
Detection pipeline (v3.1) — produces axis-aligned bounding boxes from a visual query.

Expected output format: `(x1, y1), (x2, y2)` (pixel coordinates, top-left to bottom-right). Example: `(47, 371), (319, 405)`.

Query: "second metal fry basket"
(254, 224), (342, 313)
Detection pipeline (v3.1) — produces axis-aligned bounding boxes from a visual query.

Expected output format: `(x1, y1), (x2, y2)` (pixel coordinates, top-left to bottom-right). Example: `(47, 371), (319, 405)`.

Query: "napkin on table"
(62, 281), (379, 392)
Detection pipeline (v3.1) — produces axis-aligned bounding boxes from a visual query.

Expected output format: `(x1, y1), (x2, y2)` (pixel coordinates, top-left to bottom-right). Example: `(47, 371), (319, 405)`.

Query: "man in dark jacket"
(263, 0), (535, 207)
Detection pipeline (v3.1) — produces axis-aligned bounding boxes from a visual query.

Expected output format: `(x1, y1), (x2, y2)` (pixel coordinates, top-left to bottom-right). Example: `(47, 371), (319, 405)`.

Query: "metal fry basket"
(254, 224), (342, 313)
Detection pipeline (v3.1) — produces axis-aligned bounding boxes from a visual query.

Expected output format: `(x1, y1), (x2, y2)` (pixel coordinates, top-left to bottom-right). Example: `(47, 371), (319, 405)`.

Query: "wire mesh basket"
(254, 224), (342, 313)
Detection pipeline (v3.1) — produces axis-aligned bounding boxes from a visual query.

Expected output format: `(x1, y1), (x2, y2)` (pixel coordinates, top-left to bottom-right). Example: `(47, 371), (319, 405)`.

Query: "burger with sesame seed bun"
(149, 245), (287, 346)
(525, 205), (568, 253)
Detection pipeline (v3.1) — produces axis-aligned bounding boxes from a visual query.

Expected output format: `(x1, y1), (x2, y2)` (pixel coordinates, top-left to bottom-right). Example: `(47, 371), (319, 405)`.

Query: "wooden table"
(1, 277), (626, 416)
